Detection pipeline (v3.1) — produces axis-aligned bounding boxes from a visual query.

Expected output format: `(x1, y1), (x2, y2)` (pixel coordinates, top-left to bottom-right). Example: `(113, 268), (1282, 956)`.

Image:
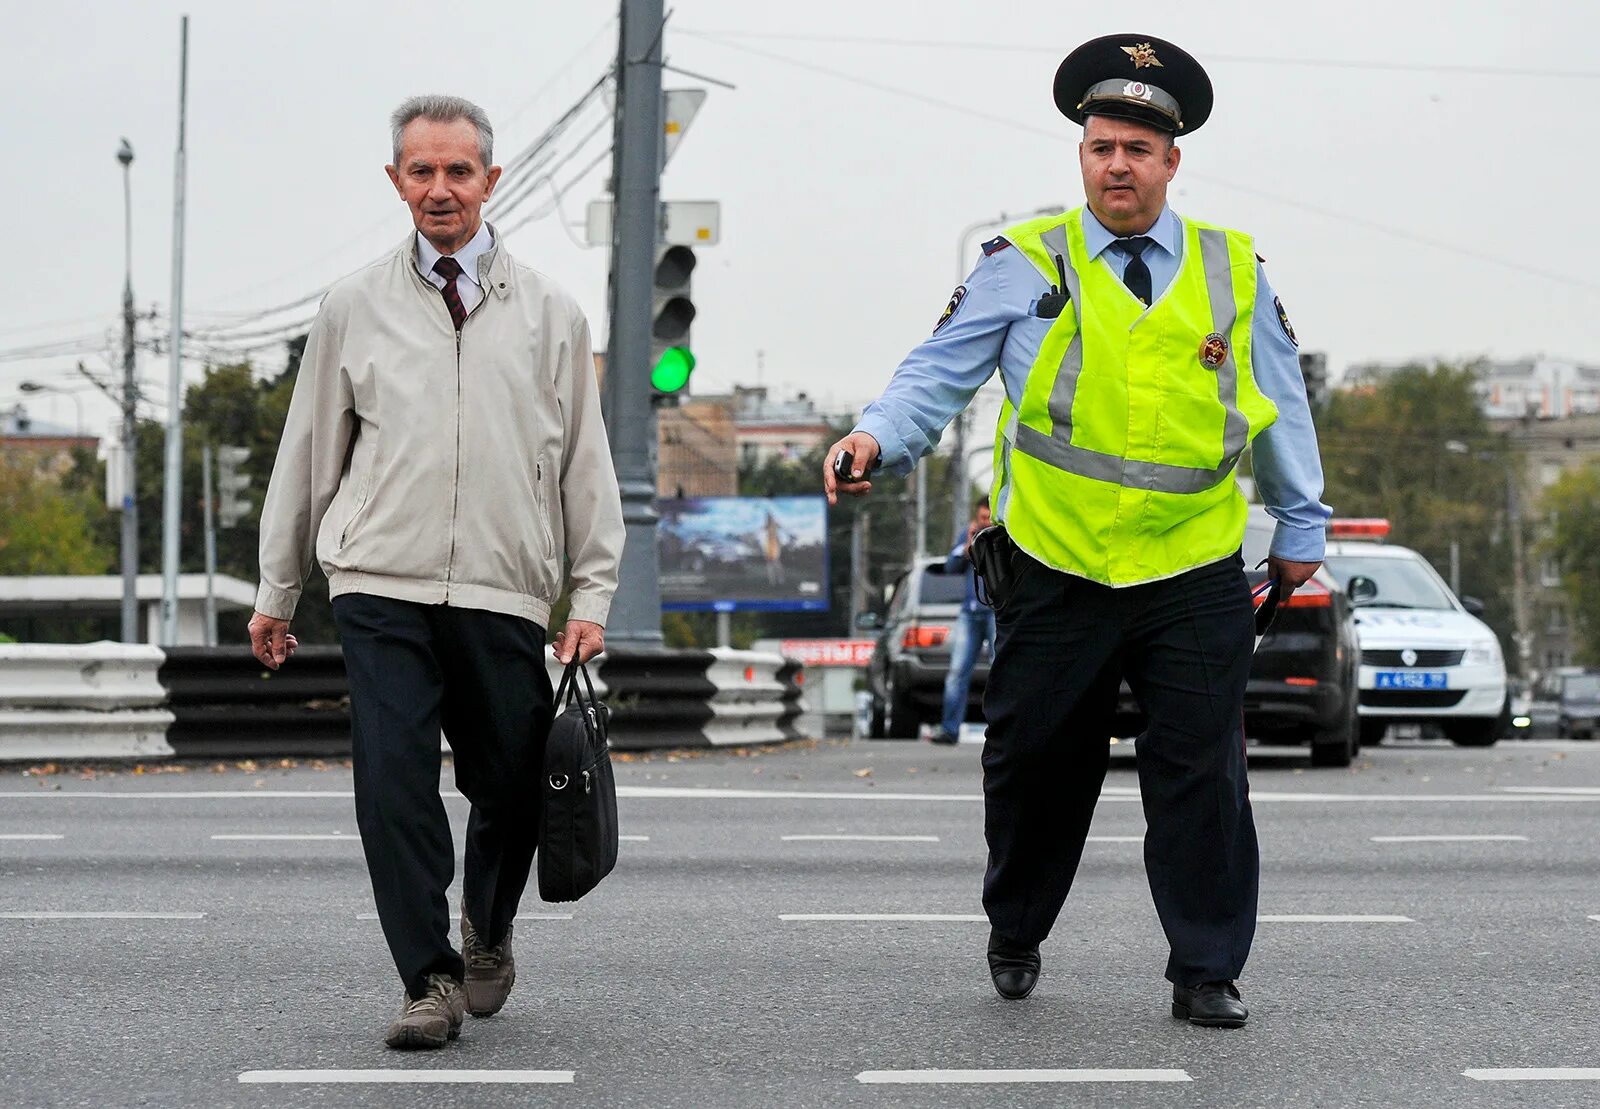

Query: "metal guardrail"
(1, 642), (806, 759)
(0, 644), (174, 762)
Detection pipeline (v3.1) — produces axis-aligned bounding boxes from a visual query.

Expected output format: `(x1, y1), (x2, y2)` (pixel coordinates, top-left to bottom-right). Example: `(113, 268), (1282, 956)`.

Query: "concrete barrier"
(0, 643), (174, 761)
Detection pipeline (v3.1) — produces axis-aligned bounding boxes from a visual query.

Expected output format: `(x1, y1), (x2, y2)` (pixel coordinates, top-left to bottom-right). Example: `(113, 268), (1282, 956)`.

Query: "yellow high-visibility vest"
(993, 209), (1278, 585)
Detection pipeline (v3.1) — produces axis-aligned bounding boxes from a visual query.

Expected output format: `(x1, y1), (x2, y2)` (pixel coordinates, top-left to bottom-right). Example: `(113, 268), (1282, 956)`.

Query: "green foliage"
(0, 451), (114, 576)
(1317, 361), (1519, 663)
(1543, 463), (1600, 665)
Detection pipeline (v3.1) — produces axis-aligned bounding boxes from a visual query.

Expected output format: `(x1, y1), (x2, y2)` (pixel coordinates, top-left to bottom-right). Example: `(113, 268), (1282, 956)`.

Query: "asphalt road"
(2, 736), (1598, 1108)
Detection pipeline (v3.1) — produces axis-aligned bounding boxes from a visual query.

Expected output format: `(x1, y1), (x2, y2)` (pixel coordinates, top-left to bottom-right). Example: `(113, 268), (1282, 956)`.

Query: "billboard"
(658, 496), (830, 612)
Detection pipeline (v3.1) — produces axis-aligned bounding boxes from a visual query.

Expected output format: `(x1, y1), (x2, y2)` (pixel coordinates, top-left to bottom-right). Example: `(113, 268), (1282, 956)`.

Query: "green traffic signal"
(651, 345), (696, 394)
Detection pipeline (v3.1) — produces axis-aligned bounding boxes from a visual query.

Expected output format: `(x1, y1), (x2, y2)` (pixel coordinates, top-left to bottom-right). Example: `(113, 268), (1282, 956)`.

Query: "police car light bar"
(1329, 518), (1391, 540)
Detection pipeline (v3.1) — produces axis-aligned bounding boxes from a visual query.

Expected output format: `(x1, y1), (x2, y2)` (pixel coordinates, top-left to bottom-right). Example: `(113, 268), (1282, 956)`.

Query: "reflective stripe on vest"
(1013, 222), (1249, 494)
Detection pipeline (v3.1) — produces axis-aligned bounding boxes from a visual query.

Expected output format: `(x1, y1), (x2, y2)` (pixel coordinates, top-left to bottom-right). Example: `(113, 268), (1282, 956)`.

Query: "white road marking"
(356, 912), (572, 921)
(8, 786), (1600, 804)
(0, 911), (204, 920)
(781, 913), (986, 922)
(238, 1070), (574, 1085)
(781, 835), (940, 842)
(1371, 835), (1528, 843)
(211, 833), (358, 841)
(1497, 786), (1600, 795)
(620, 835), (650, 842)
(1588, 915), (1600, 923)
(0, 834), (63, 840)
(1087, 835), (1144, 843)
(1258, 914), (1414, 923)
(856, 1069), (1191, 1085)
(1464, 1068), (1600, 1082)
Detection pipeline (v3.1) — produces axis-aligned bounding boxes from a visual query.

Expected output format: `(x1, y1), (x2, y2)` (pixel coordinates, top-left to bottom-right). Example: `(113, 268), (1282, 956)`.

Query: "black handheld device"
(833, 450), (857, 482)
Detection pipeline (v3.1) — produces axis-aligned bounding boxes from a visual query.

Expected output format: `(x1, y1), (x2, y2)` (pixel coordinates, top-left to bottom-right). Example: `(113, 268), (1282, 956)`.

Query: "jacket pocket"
(338, 475), (374, 551)
(534, 457), (556, 559)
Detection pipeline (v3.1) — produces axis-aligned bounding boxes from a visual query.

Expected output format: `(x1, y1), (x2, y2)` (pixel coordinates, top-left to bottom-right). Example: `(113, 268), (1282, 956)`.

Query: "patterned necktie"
(432, 256), (467, 330)
(1118, 236), (1153, 306)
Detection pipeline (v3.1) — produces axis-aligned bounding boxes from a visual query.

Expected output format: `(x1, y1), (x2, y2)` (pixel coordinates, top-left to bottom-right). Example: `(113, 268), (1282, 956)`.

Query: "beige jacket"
(255, 228), (624, 629)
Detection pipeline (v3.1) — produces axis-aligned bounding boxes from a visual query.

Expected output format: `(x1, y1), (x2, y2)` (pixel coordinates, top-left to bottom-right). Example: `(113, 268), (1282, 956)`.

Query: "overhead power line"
(677, 28), (1600, 80)
(679, 32), (1600, 295)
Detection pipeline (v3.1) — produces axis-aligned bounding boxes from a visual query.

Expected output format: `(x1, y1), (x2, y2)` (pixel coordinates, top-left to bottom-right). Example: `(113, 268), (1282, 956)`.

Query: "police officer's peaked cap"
(1053, 34), (1213, 135)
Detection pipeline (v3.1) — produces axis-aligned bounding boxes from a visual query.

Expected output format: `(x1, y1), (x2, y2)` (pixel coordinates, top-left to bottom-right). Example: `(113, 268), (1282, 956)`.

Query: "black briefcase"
(537, 660), (618, 903)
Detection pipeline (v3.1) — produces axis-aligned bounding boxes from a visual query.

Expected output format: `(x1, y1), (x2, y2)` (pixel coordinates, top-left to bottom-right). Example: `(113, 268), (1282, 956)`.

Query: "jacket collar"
(404, 221), (513, 299)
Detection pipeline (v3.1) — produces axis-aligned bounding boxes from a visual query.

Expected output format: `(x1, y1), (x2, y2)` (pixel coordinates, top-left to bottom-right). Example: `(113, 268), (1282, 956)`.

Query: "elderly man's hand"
(247, 612), (299, 670)
(554, 619), (605, 665)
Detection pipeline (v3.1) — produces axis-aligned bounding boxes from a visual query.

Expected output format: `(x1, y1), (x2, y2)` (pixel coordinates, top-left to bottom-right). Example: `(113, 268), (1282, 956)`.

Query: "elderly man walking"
(250, 95), (624, 1049)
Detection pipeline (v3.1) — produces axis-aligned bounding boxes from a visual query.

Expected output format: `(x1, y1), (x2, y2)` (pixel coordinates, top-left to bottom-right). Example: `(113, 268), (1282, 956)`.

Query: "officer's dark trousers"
(981, 551), (1259, 986)
(333, 594), (554, 1000)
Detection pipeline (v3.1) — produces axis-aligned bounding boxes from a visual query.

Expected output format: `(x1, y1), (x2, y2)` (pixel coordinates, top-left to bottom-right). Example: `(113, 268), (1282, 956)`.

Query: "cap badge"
(1122, 42), (1164, 69)
(1199, 332), (1229, 369)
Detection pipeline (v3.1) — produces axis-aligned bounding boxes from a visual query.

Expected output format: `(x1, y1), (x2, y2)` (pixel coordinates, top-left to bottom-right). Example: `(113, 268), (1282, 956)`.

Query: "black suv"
(862, 558), (986, 738)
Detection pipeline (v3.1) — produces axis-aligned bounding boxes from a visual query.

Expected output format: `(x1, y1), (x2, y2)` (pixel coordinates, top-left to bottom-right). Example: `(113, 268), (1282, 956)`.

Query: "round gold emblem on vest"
(1199, 332), (1229, 369)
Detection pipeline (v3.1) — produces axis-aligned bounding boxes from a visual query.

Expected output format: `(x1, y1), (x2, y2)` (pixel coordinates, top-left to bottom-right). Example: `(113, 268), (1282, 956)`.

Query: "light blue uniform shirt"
(855, 205), (1331, 563)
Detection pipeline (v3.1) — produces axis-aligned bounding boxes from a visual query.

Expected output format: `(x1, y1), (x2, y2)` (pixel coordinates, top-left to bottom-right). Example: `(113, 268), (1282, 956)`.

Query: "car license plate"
(1375, 671), (1448, 690)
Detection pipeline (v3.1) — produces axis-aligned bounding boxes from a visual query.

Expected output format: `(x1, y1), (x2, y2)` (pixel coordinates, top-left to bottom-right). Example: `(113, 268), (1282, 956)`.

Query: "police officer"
(824, 34), (1331, 1028)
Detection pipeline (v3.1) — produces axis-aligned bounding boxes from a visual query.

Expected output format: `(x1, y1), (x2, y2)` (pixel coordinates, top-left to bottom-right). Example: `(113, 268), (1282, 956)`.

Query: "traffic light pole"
(601, 0), (667, 647)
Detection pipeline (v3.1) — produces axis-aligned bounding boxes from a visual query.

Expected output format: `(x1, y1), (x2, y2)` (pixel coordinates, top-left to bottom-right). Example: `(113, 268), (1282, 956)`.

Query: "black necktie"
(432, 256), (467, 330)
(1118, 236), (1153, 306)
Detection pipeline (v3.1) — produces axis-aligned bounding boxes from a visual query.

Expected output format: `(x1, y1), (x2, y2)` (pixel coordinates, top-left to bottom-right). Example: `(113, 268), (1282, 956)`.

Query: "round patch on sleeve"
(1274, 296), (1298, 347)
(933, 285), (968, 334)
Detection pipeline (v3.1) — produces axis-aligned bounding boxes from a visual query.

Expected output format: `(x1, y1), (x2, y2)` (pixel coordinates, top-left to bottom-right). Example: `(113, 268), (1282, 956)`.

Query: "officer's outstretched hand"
(1267, 556), (1321, 597)
(823, 432), (881, 505)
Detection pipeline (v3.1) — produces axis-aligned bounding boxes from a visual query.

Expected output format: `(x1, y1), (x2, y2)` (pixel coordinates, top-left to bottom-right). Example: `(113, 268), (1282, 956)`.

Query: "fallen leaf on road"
(853, 768), (873, 778)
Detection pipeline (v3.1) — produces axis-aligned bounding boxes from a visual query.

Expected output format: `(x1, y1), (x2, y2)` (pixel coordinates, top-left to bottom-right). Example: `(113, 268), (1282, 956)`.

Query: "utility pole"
(159, 14), (191, 646)
(601, 0), (667, 647)
(202, 443), (217, 646)
(117, 138), (139, 644)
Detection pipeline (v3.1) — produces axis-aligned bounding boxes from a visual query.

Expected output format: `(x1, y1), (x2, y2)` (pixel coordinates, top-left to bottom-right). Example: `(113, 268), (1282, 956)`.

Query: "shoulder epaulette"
(982, 236), (1012, 256)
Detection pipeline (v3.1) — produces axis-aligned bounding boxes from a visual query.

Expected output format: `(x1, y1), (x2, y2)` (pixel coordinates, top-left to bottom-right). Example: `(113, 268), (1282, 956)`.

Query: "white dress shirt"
(415, 220), (494, 316)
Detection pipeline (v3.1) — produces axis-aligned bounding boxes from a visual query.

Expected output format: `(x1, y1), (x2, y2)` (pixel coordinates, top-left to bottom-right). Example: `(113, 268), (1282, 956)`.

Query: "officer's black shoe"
(987, 931), (1041, 1000)
(1171, 981), (1248, 1028)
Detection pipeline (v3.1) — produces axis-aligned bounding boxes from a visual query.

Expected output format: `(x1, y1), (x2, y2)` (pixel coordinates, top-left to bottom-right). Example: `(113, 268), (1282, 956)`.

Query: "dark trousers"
(333, 594), (554, 999)
(980, 552), (1259, 986)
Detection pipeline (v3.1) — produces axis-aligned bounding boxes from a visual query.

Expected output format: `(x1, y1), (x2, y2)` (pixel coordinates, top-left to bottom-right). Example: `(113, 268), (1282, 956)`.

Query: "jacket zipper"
(441, 278), (492, 600)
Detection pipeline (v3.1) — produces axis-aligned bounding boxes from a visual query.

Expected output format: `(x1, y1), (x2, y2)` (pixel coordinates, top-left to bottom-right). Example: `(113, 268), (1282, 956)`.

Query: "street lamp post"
(945, 205), (1065, 545)
(116, 137), (139, 644)
(17, 382), (85, 436)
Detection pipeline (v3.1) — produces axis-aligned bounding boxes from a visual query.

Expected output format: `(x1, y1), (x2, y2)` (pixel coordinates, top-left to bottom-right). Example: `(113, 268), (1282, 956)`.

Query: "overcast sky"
(4, 0), (1596, 441)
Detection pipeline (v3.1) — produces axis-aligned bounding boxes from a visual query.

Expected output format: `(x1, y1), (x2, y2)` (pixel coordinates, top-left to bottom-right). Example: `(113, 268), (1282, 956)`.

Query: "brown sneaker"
(461, 915), (516, 1018)
(384, 973), (466, 1050)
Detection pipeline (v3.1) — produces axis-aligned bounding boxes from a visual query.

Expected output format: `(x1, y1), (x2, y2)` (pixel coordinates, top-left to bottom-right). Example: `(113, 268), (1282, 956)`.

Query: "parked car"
(1320, 524), (1509, 747)
(1543, 670), (1600, 739)
(1114, 506), (1364, 766)
(861, 558), (986, 738)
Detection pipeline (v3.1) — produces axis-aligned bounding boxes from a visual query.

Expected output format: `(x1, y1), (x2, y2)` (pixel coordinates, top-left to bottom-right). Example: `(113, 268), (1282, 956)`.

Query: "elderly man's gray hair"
(390, 95), (494, 169)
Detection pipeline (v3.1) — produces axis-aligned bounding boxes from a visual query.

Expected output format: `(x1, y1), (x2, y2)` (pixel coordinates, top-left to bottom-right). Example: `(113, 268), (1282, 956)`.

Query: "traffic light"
(1298, 351), (1328, 411)
(651, 245), (696, 401)
(217, 445), (252, 528)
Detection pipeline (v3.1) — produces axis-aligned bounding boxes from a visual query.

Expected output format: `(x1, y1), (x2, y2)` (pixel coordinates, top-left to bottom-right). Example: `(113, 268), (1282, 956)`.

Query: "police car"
(1320, 520), (1509, 747)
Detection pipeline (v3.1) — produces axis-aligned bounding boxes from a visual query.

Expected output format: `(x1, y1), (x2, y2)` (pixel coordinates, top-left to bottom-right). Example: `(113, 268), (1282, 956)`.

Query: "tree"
(1543, 463), (1600, 665)
(1315, 361), (1519, 664)
(0, 451), (113, 576)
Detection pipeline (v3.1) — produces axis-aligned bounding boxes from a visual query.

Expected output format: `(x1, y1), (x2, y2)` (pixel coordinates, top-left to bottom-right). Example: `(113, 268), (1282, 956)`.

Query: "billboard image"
(658, 496), (830, 612)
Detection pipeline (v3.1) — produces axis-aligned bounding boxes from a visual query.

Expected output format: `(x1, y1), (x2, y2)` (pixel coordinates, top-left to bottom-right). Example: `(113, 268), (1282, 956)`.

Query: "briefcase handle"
(553, 658), (601, 715)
